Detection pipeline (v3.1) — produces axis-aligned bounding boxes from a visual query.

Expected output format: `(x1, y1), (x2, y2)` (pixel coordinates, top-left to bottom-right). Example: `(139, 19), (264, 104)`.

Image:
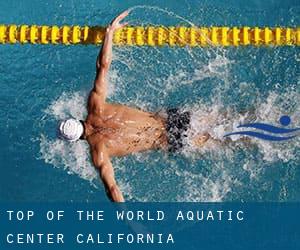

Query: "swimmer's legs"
(192, 132), (253, 148)
(192, 133), (211, 147)
(189, 108), (258, 148)
(189, 115), (216, 147)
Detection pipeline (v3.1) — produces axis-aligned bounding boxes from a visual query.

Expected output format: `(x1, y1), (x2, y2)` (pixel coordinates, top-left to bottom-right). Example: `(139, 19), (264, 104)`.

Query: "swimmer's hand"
(107, 10), (129, 33)
(93, 10), (129, 101)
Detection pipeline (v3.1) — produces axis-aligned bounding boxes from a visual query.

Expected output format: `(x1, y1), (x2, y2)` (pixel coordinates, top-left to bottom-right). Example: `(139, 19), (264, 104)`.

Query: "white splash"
(176, 167), (233, 202)
(45, 92), (87, 120)
(39, 134), (97, 182)
(182, 90), (300, 163)
(39, 92), (98, 184)
(38, 89), (300, 202)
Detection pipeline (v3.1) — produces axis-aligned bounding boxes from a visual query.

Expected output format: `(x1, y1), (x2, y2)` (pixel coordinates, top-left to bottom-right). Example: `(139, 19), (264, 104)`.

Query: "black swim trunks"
(166, 108), (191, 153)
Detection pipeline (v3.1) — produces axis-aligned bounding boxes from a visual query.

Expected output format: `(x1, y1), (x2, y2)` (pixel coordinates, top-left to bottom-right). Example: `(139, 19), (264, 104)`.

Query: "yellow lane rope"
(0, 25), (299, 46)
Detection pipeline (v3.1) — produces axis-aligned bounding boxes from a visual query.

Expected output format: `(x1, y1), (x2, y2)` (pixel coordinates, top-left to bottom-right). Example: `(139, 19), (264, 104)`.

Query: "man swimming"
(58, 11), (210, 202)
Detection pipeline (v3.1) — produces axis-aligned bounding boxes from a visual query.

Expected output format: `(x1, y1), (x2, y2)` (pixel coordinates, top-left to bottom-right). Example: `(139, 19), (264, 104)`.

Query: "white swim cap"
(58, 118), (84, 142)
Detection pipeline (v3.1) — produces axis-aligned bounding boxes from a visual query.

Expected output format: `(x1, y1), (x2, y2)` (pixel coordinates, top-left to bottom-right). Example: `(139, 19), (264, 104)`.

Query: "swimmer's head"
(57, 118), (84, 142)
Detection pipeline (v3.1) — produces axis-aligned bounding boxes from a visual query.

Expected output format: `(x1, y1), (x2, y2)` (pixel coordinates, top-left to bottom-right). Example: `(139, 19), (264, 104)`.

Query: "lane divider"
(0, 25), (299, 46)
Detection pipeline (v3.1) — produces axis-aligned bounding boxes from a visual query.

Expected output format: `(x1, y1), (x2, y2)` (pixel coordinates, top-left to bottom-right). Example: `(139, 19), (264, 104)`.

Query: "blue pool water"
(0, 0), (299, 202)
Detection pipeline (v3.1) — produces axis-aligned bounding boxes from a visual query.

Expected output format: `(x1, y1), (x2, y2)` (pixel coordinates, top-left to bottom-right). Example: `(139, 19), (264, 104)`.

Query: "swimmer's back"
(86, 102), (168, 157)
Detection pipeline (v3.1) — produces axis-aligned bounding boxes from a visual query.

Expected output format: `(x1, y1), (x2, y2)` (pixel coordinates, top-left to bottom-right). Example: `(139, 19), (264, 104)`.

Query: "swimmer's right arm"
(93, 11), (129, 100)
(92, 144), (125, 202)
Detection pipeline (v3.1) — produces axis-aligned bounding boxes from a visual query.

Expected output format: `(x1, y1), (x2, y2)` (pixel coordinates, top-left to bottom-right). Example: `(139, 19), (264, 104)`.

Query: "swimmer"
(58, 11), (210, 202)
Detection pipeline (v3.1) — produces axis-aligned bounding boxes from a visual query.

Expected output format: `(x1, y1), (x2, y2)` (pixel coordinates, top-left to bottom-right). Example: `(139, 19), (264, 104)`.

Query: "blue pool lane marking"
(224, 116), (300, 141)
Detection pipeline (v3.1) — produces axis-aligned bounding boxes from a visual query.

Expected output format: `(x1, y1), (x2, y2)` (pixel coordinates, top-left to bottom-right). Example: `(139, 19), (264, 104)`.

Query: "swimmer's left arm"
(94, 11), (129, 100)
(92, 143), (125, 202)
